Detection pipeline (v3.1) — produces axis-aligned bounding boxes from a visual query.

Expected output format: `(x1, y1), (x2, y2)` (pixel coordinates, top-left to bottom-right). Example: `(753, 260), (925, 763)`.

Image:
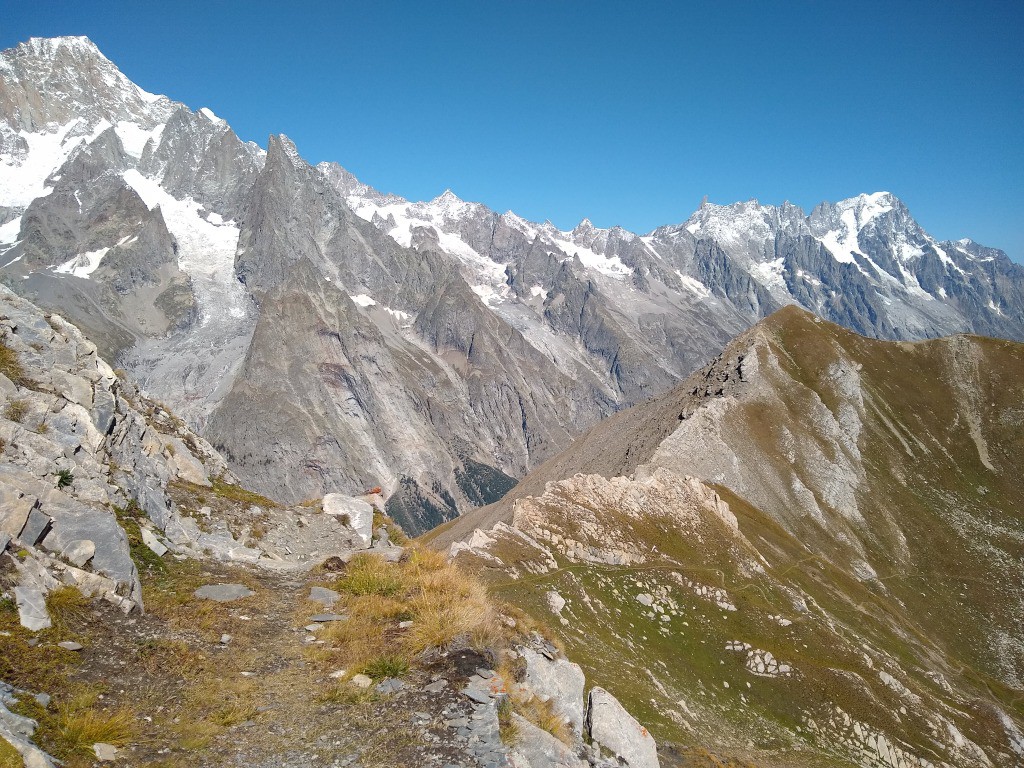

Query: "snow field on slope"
(122, 169), (250, 324)
(0, 119), (107, 208)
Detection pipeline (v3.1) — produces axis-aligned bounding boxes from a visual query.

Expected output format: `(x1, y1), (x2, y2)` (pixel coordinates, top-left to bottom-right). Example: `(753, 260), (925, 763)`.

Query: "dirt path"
(45, 561), (494, 768)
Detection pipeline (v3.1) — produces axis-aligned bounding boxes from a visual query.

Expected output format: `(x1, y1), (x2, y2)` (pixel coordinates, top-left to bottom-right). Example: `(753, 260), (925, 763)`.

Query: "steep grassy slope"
(439, 307), (1024, 767)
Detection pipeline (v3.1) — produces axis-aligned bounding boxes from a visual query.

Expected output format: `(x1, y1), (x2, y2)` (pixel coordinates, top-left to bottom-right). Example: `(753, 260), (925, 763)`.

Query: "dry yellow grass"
(0, 737), (21, 768)
(511, 694), (572, 745)
(313, 545), (510, 680)
(0, 339), (29, 387)
(45, 586), (91, 635)
(51, 706), (137, 757)
(335, 553), (412, 598)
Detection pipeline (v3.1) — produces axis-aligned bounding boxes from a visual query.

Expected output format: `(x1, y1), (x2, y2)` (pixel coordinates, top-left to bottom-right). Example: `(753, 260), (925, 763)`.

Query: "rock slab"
(521, 647), (586, 736)
(194, 583), (253, 602)
(586, 687), (659, 768)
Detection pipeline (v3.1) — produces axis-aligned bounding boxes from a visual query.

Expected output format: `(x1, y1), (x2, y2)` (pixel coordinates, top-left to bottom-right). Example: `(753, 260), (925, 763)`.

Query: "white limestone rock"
(322, 493), (374, 548)
(586, 687), (659, 768)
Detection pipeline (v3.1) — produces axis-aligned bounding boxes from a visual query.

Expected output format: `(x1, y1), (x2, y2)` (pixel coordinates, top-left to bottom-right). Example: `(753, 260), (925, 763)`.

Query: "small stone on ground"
(194, 583), (254, 602)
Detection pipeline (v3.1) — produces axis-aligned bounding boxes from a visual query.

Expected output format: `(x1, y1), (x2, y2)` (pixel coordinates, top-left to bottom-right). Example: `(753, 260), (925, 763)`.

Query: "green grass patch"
(336, 554), (410, 598)
(360, 654), (409, 680)
(210, 478), (279, 508)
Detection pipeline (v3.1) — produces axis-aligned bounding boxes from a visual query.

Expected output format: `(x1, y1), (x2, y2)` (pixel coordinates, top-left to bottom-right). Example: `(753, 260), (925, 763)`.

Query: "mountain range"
(2, 35), (1023, 534)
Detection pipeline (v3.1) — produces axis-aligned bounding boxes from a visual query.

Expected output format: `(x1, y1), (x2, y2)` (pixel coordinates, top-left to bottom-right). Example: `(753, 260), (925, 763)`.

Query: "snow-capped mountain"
(1, 36), (1022, 533)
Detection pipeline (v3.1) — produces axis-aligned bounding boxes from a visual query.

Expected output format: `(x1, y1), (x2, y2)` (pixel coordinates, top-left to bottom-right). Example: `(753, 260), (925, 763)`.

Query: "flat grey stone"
(194, 583), (254, 602)
(462, 684), (492, 705)
(93, 742), (118, 762)
(0, 532), (10, 553)
(58, 641), (84, 651)
(15, 582), (51, 631)
(309, 586), (340, 607)
(140, 527), (168, 557)
(375, 677), (405, 694)
(424, 679), (448, 693)
(19, 508), (52, 546)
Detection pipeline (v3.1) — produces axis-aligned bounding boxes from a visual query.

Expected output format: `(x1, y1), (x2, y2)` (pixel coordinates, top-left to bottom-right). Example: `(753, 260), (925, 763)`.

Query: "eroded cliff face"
(442, 307), (1024, 768)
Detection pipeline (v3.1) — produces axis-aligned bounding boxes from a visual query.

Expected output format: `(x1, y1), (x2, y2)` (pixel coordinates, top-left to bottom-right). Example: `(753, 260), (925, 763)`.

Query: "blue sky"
(4, 1), (1022, 259)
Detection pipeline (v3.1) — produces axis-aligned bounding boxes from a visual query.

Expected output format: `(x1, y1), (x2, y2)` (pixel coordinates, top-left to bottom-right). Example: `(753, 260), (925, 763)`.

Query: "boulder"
(586, 687), (659, 768)
(38, 496), (140, 603)
(350, 674), (372, 689)
(50, 370), (93, 408)
(90, 388), (116, 435)
(521, 647), (586, 736)
(162, 436), (211, 487)
(322, 493), (374, 548)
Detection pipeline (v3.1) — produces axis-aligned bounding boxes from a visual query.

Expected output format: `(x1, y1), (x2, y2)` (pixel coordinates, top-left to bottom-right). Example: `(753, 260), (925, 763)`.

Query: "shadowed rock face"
(3, 36), (1024, 534)
(441, 306), (1024, 767)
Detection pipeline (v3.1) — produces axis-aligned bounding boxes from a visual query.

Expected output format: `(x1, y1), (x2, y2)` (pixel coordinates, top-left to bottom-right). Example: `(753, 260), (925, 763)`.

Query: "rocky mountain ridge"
(2, 35), (1023, 533)
(436, 306), (1024, 767)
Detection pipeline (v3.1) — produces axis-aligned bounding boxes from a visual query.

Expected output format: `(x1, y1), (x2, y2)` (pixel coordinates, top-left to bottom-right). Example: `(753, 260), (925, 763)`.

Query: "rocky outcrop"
(520, 647), (587, 736)
(0, 286), (401, 634)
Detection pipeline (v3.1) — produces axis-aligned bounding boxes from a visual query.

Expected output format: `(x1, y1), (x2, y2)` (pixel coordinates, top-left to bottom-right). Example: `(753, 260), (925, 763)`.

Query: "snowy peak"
(19, 35), (102, 59)
(0, 35), (172, 132)
(676, 198), (791, 247)
(431, 188), (461, 205)
(572, 217), (595, 236)
(833, 190), (896, 225)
